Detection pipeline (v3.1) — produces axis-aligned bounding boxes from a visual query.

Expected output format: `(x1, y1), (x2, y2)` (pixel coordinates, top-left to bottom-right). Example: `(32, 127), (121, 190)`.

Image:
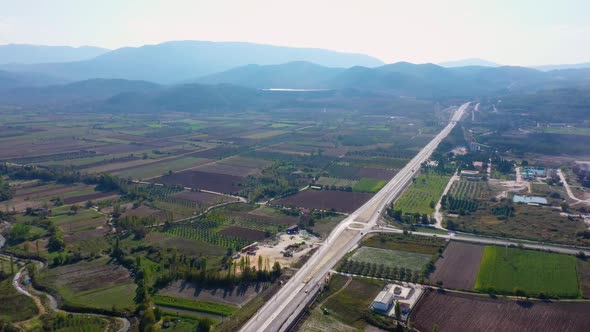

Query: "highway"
(240, 102), (471, 332)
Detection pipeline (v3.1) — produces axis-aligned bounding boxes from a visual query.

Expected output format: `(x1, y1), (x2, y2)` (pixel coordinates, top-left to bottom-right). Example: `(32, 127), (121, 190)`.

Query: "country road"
(239, 102), (471, 332)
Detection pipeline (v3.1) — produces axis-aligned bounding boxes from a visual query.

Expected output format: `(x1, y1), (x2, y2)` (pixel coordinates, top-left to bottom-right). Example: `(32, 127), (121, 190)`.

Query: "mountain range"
(0, 41), (383, 84)
(0, 44), (109, 65)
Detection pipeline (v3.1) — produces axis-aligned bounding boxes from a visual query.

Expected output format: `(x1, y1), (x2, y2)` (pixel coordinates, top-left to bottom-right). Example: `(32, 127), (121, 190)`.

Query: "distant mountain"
(0, 41), (384, 84)
(533, 62), (590, 71)
(0, 78), (160, 105)
(196, 61), (342, 88)
(438, 58), (501, 68)
(0, 44), (109, 64)
(0, 70), (66, 89)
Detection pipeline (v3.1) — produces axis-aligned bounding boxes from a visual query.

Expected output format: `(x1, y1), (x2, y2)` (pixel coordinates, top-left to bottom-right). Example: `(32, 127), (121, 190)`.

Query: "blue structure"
(513, 195), (548, 205)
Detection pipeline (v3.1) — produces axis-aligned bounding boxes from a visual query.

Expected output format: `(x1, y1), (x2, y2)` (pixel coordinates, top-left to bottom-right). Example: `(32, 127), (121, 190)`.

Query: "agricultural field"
(446, 203), (590, 246)
(349, 247), (432, 271)
(394, 171), (450, 214)
(474, 246), (580, 298)
(314, 177), (358, 189)
(352, 178), (386, 193)
(155, 170), (243, 194)
(37, 258), (136, 312)
(273, 190), (373, 214)
(338, 233), (444, 281)
(322, 277), (386, 328)
(429, 241), (484, 290)
(153, 294), (238, 316)
(0, 275), (38, 323)
(448, 179), (491, 200)
(411, 290), (590, 332)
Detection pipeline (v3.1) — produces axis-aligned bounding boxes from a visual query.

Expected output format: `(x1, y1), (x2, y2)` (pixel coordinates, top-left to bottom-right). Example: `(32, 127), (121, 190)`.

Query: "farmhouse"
(522, 167), (546, 180)
(371, 290), (394, 313)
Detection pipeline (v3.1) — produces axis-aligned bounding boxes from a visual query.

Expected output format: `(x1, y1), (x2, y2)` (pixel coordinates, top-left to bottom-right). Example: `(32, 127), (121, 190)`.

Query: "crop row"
(338, 258), (423, 283)
(163, 224), (249, 249)
(449, 180), (490, 200)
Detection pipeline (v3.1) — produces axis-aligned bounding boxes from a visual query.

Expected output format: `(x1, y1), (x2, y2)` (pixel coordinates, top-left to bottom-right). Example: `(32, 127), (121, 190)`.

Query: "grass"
(324, 277), (385, 328)
(153, 294), (238, 316)
(351, 247), (432, 271)
(577, 258), (590, 298)
(0, 276), (38, 322)
(353, 178), (386, 193)
(315, 177), (358, 188)
(66, 282), (137, 310)
(474, 246), (580, 298)
(362, 233), (445, 255)
(394, 172), (450, 214)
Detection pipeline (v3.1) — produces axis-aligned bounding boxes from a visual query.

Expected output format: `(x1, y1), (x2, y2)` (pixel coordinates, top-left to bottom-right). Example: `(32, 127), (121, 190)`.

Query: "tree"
(197, 318), (212, 332)
(432, 323), (440, 332)
(70, 204), (79, 214)
(394, 301), (401, 321)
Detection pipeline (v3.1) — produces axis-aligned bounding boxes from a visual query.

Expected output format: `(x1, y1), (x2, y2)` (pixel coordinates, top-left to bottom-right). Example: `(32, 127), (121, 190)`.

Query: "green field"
(353, 178), (386, 193)
(315, 177), (358, 188)
(324, 277), (385, 328)
(0, 277), (38, 322)
(362, 233), (445, 254)
(351, 247), (432, 270)
(474, 246), (580, 298)
(66, 282), (137, 310)
(394, 172), (450, 214)
(153, 294), (238, 316)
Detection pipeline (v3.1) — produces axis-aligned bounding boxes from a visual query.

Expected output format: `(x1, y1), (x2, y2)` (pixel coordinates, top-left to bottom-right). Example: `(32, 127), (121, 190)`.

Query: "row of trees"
(337, 258), (433, 284)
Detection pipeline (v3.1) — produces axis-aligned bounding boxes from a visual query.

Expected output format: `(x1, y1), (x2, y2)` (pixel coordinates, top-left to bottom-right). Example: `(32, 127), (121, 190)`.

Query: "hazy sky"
(1, 0), (589, 66)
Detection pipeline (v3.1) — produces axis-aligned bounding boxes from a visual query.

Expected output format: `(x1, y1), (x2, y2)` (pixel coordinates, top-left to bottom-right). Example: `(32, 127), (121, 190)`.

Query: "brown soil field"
(122, 204), (168, 220)
(322, 147), (350, 157)
(46, 258), (133, 292)
(92, 143), (148, 154)
(173, 191), (238, 205)
(220, 226), (267, 241)
(411, 290), (590, 332)
(63, 191), (118, 205)
(187, 146), (243, 159)
(15, 184), (92, 199)
(195, 162), (260, 177)
(429, 241), (484, 290)
(108, 133), (151, 142)
(155, 170), (242, 193)
(0, 137), (103, 159)
(228, 210), (298, 226)
(356, 167), (398, 181)
(274, 190), (373, 213)
(77, 155), (140, 169)
(160, 280), (267, 307)
(64, 227), (109, 243)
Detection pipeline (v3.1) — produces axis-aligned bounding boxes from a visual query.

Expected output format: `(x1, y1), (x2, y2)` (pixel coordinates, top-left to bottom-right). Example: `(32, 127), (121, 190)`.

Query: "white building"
(371, 290), (394, 313)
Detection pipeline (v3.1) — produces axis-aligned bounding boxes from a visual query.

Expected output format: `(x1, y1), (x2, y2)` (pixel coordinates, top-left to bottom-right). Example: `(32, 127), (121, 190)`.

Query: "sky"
(1, 0), (589, 66)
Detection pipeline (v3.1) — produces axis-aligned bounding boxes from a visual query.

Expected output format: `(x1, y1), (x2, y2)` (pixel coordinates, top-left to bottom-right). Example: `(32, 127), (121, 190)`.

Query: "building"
(286, 225), (299, 235)
(371, 290), (394, 313)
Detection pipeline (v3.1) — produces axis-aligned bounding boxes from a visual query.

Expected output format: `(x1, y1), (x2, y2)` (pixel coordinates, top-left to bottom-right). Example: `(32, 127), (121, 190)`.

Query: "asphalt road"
(240, 102), (471, 332)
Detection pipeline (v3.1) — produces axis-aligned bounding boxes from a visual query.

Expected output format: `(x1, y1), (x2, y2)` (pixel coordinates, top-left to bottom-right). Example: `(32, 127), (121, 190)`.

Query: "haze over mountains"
(0, 44), (109, 64)
(0, 40), (589, 107)
(0, 41), (383, 84)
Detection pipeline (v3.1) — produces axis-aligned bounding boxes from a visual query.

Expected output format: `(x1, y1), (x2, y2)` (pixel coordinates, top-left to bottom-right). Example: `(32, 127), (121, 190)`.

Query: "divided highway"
(240, 102), (471, 332)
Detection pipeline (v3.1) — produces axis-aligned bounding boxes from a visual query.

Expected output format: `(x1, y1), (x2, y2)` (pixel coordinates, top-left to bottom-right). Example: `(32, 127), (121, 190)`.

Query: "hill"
(0, 44), (108, 64)
(0, 41), (384, 84)
(196, 61), (342, 88)
(533, 62), (590, 71)
(0, 78), (160, 105)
